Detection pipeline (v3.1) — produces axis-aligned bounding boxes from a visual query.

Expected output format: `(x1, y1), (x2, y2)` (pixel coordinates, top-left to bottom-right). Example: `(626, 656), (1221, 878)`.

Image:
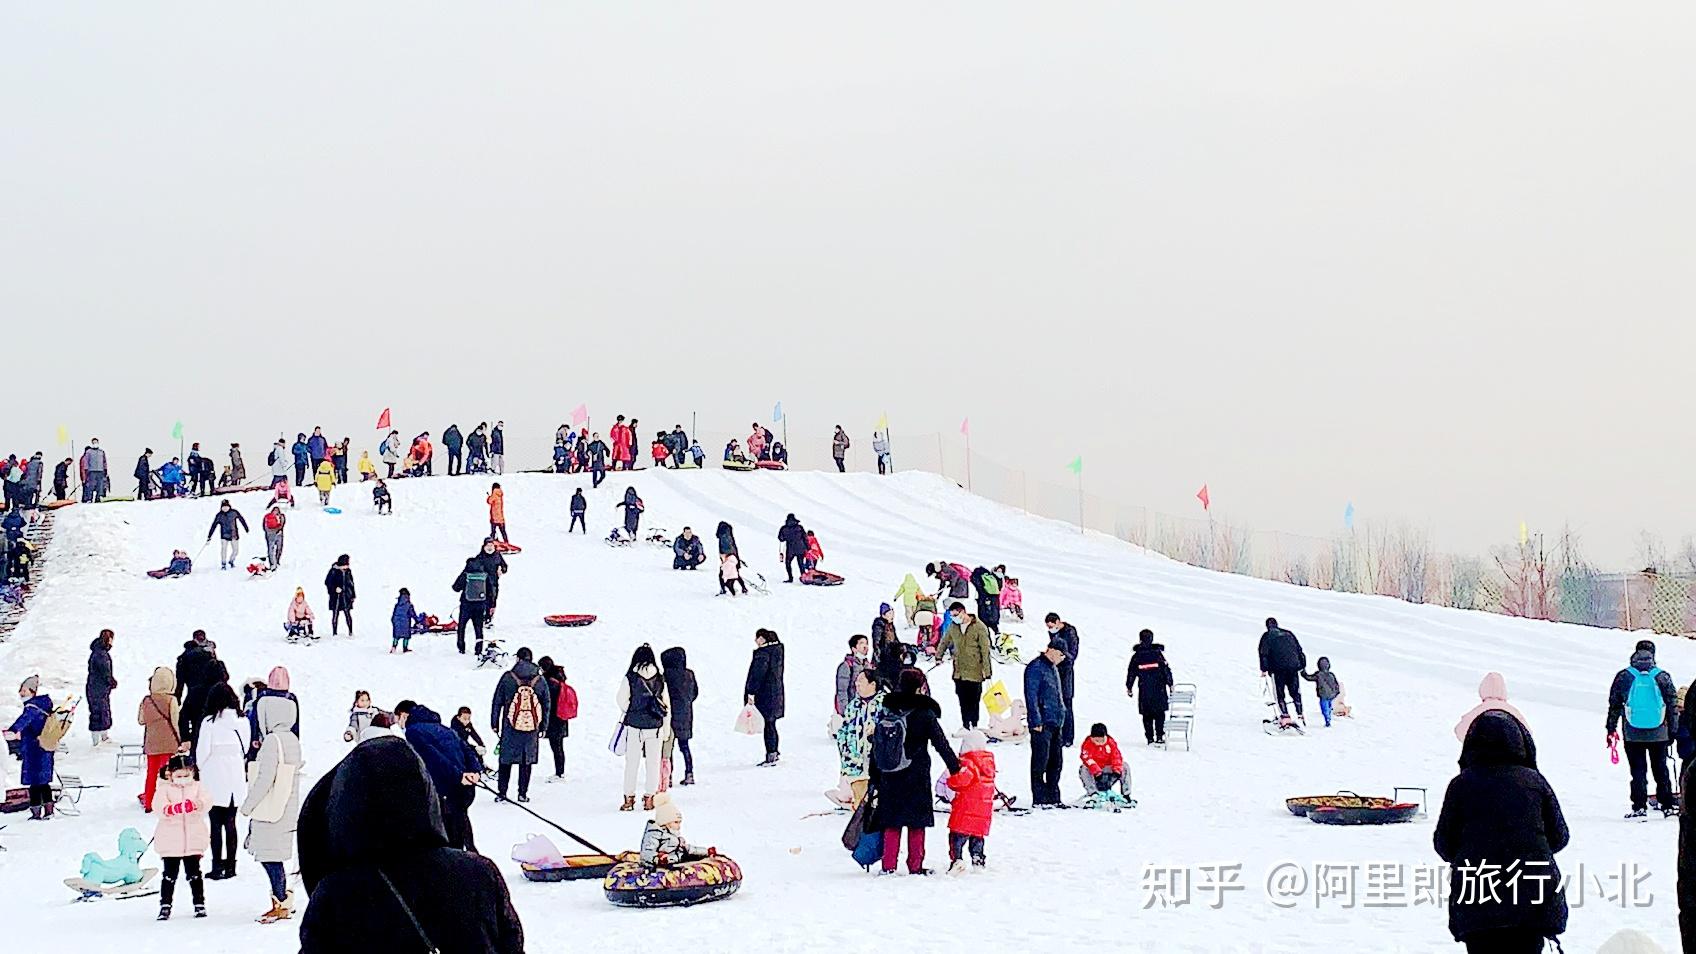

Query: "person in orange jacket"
(945, 729), (996, 872)
(487, 483), (507, 543)
(1079, 722), (1131, 799)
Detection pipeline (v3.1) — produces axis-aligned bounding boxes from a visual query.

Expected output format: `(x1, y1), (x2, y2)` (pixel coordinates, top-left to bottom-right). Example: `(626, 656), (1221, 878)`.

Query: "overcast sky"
(2, 3), (1691, 566)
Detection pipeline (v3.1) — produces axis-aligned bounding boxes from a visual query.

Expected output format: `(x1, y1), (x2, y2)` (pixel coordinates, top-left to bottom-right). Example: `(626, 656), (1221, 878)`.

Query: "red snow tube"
(755, 460), (787, 471)
(544, 614), (598, 628)
(492, 541), (523, 554)
(800, 571), (845, 587)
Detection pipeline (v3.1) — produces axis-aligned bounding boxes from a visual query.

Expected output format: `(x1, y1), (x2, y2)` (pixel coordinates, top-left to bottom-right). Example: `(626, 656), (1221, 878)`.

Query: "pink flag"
(570, 404), (588, 427)
(960, 417), (970, 437)
(1196, 484), (1210, 510)
(375, 408), (391, 430)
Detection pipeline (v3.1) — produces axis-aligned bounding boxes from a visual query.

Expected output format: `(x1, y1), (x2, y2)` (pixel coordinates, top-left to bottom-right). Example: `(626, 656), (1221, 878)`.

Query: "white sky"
(2, 3), (1691, 566)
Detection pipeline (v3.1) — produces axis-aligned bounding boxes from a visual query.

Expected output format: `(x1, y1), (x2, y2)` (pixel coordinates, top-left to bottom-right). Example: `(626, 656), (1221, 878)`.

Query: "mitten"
(707, 847), (718, 857)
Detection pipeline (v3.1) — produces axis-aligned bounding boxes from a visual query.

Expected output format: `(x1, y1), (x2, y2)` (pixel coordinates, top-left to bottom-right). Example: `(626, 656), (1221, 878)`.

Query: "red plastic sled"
(492, 541), (523, 554)
(755, 460), (788, 471)
(544, 614), (598, 628)
(425, 617), (458, 633)
(800, 571), (845, 586)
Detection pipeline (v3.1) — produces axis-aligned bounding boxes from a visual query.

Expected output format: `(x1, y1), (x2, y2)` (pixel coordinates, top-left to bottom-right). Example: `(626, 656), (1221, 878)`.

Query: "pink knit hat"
(268, 666), (291, 692)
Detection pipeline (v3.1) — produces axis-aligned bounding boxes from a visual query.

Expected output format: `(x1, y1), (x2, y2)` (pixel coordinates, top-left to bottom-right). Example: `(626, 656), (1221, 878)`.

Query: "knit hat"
(960, 729), (989, 753)
(268, 666), (290, 691)
(18, 674), (38, 694)
(878, 603), (892, 616)
(652, 792), (681, 827)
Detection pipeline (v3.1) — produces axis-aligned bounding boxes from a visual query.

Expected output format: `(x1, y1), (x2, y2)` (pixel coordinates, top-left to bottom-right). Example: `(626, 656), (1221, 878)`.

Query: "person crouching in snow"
(153, 754), (210, 919)
(640, 793), (714, 868)
(453, 706), (491, 772)
(1301, 658), (1343, 727)
(313, 459), (335, 506)
(1079, 722), (1132, 800)
(945, 729), (996, 872)
(391, 588), (419, 653)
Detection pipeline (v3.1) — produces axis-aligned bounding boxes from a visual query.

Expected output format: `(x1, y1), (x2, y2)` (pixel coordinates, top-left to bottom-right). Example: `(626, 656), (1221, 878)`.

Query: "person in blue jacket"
(307, 428), (329, 472)
(3, 507), (26, 544)
(553, 441), (570, 473)
(391, 588), (421, 653)
(4, 675), (56, 819)
(672, 528), (706, 570)
(292, 434), (311, 486)
(159, 458), (185, 498)
(394, 700), (482, 852)
(1024, 638), (1068, 808)
(690, 440), (705, 468)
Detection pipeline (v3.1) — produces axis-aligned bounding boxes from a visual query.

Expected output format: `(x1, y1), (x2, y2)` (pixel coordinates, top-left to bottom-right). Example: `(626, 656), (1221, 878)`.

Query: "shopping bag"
(735, 705), (764, 735)
(983, 680), (1011, 717)
(608, 722), (628, 756)
(510, 834), (567, 867)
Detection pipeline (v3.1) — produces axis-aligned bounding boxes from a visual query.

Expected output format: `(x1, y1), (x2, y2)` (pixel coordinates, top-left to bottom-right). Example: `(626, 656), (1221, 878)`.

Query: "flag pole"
(965, 430), (973, 492)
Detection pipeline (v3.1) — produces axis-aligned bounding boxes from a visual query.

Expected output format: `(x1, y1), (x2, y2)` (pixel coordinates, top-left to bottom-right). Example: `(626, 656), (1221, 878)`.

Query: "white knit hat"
(652, 792), (681, 827)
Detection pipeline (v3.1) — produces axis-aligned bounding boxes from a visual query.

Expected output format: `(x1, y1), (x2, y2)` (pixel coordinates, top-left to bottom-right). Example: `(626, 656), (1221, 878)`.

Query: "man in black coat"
(1434, 711), (1568, 952)
(867, 669), (961, 875)
(134, 449), (153, 500)
(1257, 617), (1306, 723)
(1126, 629), (1174, 744)
(394, 701), (482, 852)
(1606, 639), (1679, 817)
(777, 514), (809, 583)
(744, 630), (785, 765)
(173, 631), (227, 745)
(298, 737), (523, 953)
(1044, 613), (1080, 746)
(443, 424), (464, 476)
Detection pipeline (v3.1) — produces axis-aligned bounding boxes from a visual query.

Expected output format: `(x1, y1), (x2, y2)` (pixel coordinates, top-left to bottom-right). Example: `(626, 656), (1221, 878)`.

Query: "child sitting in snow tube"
(604, 793), (741, 908)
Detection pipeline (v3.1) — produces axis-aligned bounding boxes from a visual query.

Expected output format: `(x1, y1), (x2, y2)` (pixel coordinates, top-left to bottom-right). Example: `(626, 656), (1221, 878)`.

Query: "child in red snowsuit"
(945, 729), (996, 871)
(1079, 722), (1131, 798)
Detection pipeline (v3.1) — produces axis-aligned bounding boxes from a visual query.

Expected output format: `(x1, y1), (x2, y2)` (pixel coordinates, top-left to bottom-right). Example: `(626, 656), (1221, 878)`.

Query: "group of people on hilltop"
(439, 422), (506, 477)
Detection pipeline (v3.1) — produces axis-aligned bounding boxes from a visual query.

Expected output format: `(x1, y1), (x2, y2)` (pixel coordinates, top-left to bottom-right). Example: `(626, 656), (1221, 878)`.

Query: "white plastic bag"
(511, 833), (567, 867)
(735, 705), (764, 735)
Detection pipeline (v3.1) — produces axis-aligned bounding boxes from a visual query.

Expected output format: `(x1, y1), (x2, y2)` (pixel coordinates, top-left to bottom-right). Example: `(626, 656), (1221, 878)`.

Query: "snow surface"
(0, 470), (1681, 952)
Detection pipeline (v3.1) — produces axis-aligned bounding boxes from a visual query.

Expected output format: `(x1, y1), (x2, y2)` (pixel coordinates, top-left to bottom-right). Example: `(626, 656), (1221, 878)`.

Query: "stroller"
(475, 637), (509, 669)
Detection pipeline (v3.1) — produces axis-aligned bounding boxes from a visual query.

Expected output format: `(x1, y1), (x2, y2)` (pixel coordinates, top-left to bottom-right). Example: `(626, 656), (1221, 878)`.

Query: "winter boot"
(28, 805), (42, 821)
(257, 898), (291, 924)
(620, 795), (636, 812)
(642, 794), (655, 811)
(194, 904), (207, 918)
(1625, 807), (1649, 819)
(681, 772), (695, 786)
(156, 903), (173, 921)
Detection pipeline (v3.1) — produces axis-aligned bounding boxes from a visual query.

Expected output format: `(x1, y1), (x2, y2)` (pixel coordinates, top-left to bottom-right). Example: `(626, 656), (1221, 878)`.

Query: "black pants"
(1142, 711), (1166, 743)
(1030, 727), (1064, 805)
(1625, 740), (1674, 810)
(442, 797), (476, 853)
(1463, 928), (1546, 953)
(491, 522), (508, 543)
(208, 805), (238, 867)
(948, 833), (986, 863)
(160, 856), (205, 907)
(677, 737), (694, 776)
(457, 605), (486, 654)
(955, 679), (982, 729)
(28, 783), (51, 807)
(498, 762), (533, 799)
(448, 449), (462, 475)
(592, 468), (605, 488)
(548, 731), (566, 777)
(786, 553), (804, 582)
(978, 599), (1000, 634)
(720, 577), (747, 595)
(570, 513), (586, 533)
(1273, 670), (1303, 717)
(331, 607), (353, 635)
(762, 717), (780, 757)
(1059, 665), (1076, 746)
(834, 457), (845, 473)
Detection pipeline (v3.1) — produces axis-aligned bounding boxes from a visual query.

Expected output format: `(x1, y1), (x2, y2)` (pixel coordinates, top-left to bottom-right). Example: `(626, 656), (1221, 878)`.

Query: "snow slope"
(0, 470), (1681, 952)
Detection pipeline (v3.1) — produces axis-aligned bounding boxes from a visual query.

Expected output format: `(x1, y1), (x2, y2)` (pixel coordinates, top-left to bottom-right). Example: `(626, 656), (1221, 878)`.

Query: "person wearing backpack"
(538, 656), (576, 783)
(970, 567), (1002, 634)
(661, 647), (698, 786)
(5, 675), (57, 819)
(744, 630), (787, 766)
(1606, 639), (1679, 818)
(617, 644), (671, 811)
(489, 647), (550, 804)
(452, 553), (494, 655)
(867, 669), (961, 875)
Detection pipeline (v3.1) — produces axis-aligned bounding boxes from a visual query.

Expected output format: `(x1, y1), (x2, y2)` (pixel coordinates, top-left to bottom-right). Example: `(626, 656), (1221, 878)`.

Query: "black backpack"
(462, 570), (489, 603)
(872, 709), (911, 774)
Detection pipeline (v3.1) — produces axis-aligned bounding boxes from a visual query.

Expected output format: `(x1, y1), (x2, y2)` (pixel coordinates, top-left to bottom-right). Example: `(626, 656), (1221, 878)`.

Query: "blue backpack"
(1626, 667), (1666, 730)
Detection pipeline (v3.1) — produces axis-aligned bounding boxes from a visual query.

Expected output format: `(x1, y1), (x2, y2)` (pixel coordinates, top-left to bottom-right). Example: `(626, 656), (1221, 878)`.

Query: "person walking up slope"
(325, 555), (355, 636)
(1607, 639), (1679, 818)
(487, 483), (508, 544)
(744, 630), (786, 766)
(242, 703), (304, 924)
(207, 500), (250, 570)
(490, 647), (549, 804)
(1126, 629), (1173, 744)
(1258, 617), (1307, 726)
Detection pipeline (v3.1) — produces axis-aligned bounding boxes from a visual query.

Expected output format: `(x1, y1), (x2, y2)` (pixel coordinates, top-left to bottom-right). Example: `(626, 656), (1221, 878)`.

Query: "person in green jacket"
(938, 602), (993, 730)
(893, 574), (923, 625)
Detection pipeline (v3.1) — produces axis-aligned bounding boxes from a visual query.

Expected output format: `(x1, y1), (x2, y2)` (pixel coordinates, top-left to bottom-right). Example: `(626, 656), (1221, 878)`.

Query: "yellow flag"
(55, 425), (68, 446)
(876, 412), (889, 431)
(983, 680), (1011, 717)
(1518, 520), (1528, 545)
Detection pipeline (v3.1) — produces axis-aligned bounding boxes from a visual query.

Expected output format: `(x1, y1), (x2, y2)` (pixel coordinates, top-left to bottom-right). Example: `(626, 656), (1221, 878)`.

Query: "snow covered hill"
(0, 470), (1681, 952)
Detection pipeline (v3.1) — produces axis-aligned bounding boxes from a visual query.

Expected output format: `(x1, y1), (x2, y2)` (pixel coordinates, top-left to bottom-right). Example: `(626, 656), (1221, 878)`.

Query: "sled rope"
(473, 782), (612, 856)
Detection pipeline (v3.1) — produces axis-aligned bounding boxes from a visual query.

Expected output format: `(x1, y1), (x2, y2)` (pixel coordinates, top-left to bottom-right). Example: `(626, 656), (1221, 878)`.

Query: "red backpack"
(555, 681), (578, 721)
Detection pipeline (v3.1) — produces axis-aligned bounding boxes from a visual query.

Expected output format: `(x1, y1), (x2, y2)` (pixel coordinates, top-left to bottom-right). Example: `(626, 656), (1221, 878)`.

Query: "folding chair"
(1165, 683), (1198, 751)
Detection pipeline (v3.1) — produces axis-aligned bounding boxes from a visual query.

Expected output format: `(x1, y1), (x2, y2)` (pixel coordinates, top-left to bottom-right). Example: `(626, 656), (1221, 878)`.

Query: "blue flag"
(1343, 502), (1355, 530)
(773, 401), (784, 423)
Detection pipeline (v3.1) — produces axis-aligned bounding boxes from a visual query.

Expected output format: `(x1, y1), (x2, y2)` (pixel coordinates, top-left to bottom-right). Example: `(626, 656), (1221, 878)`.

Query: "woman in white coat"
(194, 684), (249, 881)
(242, 705), (303, 924)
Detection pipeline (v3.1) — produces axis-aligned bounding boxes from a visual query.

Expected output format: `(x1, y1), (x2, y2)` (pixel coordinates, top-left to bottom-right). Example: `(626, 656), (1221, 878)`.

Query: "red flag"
(960, 417), (970, 437)
(1196, 484), (1210, 510)
(375, 408), (391, 430)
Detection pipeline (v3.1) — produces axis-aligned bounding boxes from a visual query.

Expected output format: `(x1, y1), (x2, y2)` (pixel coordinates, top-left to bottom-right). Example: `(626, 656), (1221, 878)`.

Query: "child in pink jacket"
(153, 754), (211, 920)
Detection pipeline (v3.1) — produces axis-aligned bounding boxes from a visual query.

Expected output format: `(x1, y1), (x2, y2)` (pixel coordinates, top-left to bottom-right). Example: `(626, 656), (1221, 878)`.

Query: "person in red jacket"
(945, 729), (996, 872)
(1079, 722), (1131, 799)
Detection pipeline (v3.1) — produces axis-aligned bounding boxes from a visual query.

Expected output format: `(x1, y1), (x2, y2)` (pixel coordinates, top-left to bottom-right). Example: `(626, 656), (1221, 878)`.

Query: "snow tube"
(801, 571), (845, 587)
(602, 855), (742, 908)
(521, 851), (639, 883)
(492, 541), (523, 554)
(755, 460), (787, 471)
(40, 500), (75, 511)
(544, 614), (597, 628)
(1284, 792), (1394, 817)
(324, 507), (342, 515)
(1308, 803), (1420, 826)
(426, 618), (458, 633)
(722, 461), (756, 472)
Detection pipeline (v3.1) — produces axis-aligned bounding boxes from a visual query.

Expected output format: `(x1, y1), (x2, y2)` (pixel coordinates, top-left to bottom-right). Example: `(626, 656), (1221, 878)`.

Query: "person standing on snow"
(393, 700), (482, 851)
(616, 486), (644, 538)
(490, 421), (505, 475)
(291, 434), (311, 486)
(227, 443), (246, 485)
(1258, 617), (1307, 726)
(467, 424), (488, 473)
(135, 448), (154, 500)
(241, 700), (304, 924)
(263, 505), (286, 568)
(85, 629), (117, 746)
(313, 459), (335, 506)
(268, 439), (291, 490)
(490, 646), (549, 804)
(778, 514), (809, 583)
(1024, 638), (1068, 808)
(832, 426), (851, 472)
(660, 647), (697, 786)
(938, 603), (992, 730)
(195, 684), (249, 882)
(5, 675), (57, 818)
(1607, 639), (1679, 818)
(569, 488), (588, 534)
(442, 424), (463, 476)
(380, 430), (402, 478)
(307, 427), (329, 473)
(835, 635), (871, 718)
(610, 415), (632, 471)
(137, 668), (182, 812)
(1126, 629), (1173, 744)
(744, 629), (786, 766)
(487, 483), (507, 543)
(325, 554), (356, 636)
(452, 549), (495, 655)
(52, 457), (70, 502)
(587, 433), (609, 488)
(873, 430), (891, 474)
(207, 500), (250, 570)
(1045, 612), (1081, 745)
(866, 669), (960, 874)
(617, 644), (670, 811)
(80, 438), (109, 502)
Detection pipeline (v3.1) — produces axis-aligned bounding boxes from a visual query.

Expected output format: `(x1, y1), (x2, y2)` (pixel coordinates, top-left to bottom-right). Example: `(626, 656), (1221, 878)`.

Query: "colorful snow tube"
(521, 851), (639, 883)
(800, 571), (845, 587)
(1308, 803), (1420, 826)
(603, 856), (742, 908)
(544, 614), (598, 628)
(1284, 792), (1394, 817)
(722, 461), (756, 472)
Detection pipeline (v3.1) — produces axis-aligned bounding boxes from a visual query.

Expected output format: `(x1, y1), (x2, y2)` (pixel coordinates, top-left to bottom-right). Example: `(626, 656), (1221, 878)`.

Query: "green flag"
(1067, 456), (1082, 475)
(171, 420), (184, 440)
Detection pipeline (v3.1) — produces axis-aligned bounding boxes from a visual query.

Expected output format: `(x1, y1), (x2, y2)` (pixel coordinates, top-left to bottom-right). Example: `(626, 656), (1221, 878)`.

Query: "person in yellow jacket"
(893, 573), (923, 625)
(356, 452), (377, 482)
(314, 460), (335, 506)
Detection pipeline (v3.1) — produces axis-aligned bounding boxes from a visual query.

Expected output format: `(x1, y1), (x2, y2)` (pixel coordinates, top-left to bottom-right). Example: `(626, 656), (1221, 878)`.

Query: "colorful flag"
(773, 401), (784, 423)
(1196, 484), (1211, 511)
(1344, 502), (1355, 530)
(55, 425), (68, 446)
(1519, 520), (1529, 545)
(1067, 456), (1082, 476)
(876, 412), (889, 431)
(960, 417), (971, 437)
(170, 420), (183, 440)
(375, 408), (391, 430)
(570, 404), (588, 427)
